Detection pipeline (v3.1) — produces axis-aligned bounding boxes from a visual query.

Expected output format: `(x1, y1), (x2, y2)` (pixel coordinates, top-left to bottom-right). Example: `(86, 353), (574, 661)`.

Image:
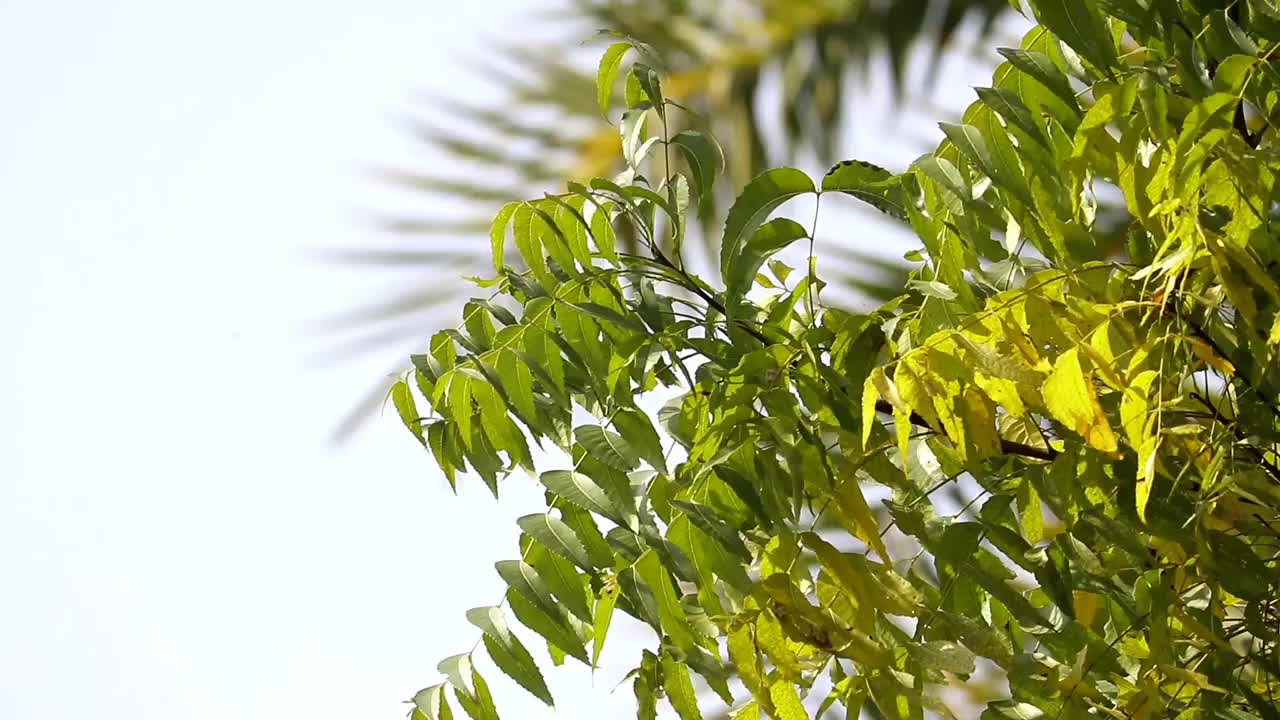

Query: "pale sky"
(0, 3), (1011, 718)
(0, 2), (643, 718)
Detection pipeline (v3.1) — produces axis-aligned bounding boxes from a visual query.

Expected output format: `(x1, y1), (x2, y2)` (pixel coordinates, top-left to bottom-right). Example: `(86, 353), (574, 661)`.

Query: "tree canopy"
(395, 1), (1280, 717)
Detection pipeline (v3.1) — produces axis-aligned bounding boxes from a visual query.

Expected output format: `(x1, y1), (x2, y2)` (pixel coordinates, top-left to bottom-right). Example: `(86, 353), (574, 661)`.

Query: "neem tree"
(393, 1), (1280, 717)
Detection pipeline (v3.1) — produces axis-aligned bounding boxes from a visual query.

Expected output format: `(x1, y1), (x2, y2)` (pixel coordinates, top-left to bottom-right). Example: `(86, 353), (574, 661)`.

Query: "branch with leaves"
(395, 2), (1280, 718)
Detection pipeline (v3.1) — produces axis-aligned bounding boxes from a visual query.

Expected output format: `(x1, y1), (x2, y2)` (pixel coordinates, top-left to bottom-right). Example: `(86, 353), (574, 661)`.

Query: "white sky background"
(0, 2), (1020, 718)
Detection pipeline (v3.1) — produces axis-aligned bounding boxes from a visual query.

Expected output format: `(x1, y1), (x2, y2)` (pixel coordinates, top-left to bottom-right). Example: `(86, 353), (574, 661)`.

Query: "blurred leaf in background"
(324, 0), (1028, 440)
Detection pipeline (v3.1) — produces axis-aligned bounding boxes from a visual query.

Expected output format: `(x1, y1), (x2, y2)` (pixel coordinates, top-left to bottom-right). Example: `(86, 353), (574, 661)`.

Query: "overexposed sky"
(0, 2), (1015, 718)
(0, 2), (642, 718)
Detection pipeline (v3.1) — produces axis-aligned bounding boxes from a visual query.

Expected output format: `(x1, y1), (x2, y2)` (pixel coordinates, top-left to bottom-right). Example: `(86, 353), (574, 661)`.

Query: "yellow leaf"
(1044, 348), (1118, 453)
(870, 367), (913, 470)
(895, 361), (940, 432)
(832, 468), (890, 562)
(1186, 336), (1235, 376)
(860, 373), (878, 448)
(1073, 591), (1100, 626)
(962, 385), (1002, 458)
(1121, 370), (1158, 449)
(1136, 435), (1160, 523)
(769, 680), (809, 720)
(1270, 314), (1280, 346)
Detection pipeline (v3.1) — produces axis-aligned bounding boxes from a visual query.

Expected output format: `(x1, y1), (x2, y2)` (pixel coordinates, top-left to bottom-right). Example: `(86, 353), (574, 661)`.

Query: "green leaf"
(1209, 531), (1272, 601)
(596, 42), (631, 119)
(527, 542), (593, 625)
(495, 560), (557, 615)
(453, 667), (500, 720)
(634, 549), (698, 652)
(574, 425), (640, 472)
(567, 301), (649, 335)
(631, 63), (664, 118)
(670, 130), (724, 203)
(518, 514), (592, 571)
(975, 86), (1048, 148)
(1017, 476), (1044, 544)
(489, 202), (519, 273)
(831, 472), (890, 561)
(719, 168), (815, 282)
(670, 500), (748, 558)
(940, 122), (997, 183)
(821, 159), (907, 219)
(1028, 0), (1117, 75)
(413, 684), (453, 720)
(725, 217), (809, 299)
(768, 680), (808, 720)
(591, 583), (618, 667)
(634, 651), (660, 720)
(391, 380), (426, 447)
(613, 408), (668, 473)
(802, 533), (922, 616)
(908, 640), (976, 675)
(466, 606), (512, 646)
(996, 48), (1078, 108)
(541, 470), (625, 523)
(481, 634), (553, 707)
(908, 279), (959, 300)
(505, 588), (588, 665)
(661, 653), (702, 720)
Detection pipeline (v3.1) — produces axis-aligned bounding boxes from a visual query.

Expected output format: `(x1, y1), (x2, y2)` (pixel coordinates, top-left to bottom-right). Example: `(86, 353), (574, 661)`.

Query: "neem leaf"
(517, 513), (592, 571)
(631, 63), (664, 119)
(671, 500), (748, 558)
(495, 560), (556, 614)
(831, 472), (889, 561)
(940, 122), (999, 186)
(821, 159), (907, 220)
(489, 202), (519, 273)
(454, 667), (500, 720)
(481, 633), (553, 707)
(975, 86), (1048, 148)
(725, 217), (808, 299)
(909, 640), (976, 676)
(1043, 347), (1118, 453)
(566, 302), (648, 334)
(597, 42), (631, 119)
(574, 424), (640, 472)
(592, 583), (618, 667)
(1028, 0), (1118, 76)
(413, 684), (451, 720)
(662, 654), (702, 720)
(612, 408), (668, 473)
(670, 130), (724, 203)
(720, 168), (815, 282)
(541, 470), (623, 522)
(996, 48), (1078, 108)
(391, 380), (426, 447)
(769, 680), (808, 720)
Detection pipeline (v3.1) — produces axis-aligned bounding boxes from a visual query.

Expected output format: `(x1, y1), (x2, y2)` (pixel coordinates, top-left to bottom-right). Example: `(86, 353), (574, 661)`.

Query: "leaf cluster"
(398, 3), (1280, 718)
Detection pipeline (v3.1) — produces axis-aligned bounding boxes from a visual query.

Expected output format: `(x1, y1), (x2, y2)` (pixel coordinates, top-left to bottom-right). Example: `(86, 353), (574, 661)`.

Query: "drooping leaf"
(670, 130), (724, 204)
